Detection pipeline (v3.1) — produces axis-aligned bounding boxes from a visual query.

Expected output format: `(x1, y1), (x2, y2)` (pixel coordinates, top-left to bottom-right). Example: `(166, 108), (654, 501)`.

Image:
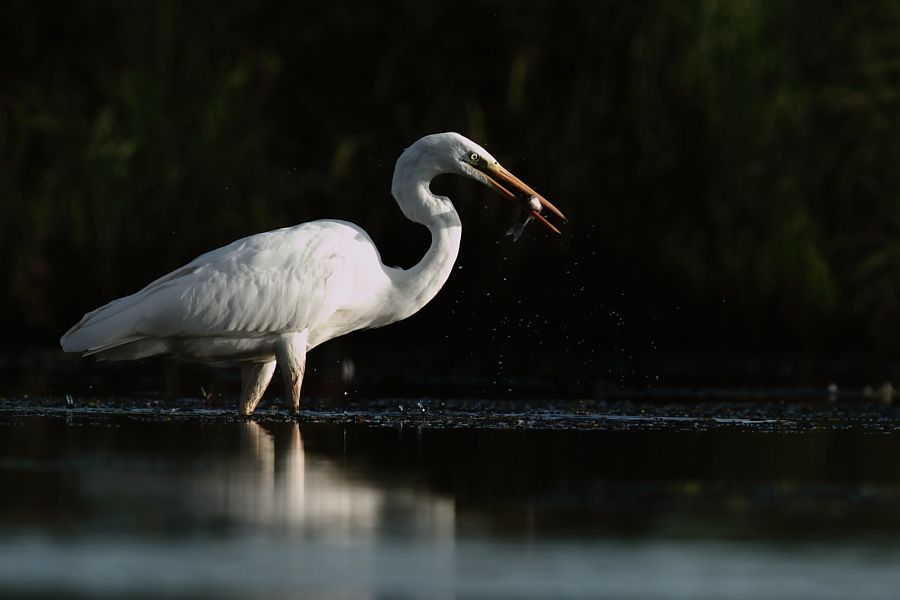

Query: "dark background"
(4, 0), (900, 395)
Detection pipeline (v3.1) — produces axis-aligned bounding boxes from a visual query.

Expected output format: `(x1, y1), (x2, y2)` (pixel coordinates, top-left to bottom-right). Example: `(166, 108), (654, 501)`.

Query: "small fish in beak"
(506, 195), (543, 242)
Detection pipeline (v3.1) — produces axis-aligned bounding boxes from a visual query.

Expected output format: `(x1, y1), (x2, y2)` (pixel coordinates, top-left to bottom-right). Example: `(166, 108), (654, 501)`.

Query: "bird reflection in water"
(196, 422), (456, 541)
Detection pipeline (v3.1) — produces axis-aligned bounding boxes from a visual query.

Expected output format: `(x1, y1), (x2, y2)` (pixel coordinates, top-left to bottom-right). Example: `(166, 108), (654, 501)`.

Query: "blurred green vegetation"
(3, 0), (900, 359)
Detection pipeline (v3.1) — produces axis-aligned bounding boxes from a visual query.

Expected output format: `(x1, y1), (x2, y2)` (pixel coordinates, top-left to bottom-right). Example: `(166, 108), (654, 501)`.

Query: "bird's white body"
(62, 219), (454, 362)
(61, 132), (560, 415)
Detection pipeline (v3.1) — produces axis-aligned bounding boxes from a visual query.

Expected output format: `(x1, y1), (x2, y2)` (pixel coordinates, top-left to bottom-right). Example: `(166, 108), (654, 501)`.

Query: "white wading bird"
(60, 132), (566, 415)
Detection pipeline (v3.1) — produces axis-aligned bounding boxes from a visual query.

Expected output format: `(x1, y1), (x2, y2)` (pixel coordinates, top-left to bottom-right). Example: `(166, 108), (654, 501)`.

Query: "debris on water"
(506, 195), (542, 241)
(2, 395), (899, 434)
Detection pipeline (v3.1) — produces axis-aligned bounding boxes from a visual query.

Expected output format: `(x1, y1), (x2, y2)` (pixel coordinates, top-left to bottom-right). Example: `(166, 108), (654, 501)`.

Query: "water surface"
(2, 401), (900, 598)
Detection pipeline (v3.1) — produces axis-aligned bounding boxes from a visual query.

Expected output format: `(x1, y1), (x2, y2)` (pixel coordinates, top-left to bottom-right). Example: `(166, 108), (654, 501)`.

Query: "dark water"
(3, 400), (900, 599)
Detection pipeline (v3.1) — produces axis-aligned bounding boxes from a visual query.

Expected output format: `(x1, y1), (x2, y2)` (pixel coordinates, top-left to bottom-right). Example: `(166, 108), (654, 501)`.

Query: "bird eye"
(469, 152), (480, 162)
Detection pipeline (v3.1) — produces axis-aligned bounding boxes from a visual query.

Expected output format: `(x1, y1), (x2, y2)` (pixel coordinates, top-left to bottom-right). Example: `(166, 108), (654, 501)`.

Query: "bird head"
(393, 132), (566, 234)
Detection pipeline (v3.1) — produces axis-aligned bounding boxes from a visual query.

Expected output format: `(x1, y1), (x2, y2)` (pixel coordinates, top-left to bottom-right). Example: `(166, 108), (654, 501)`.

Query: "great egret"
(60, 132), (566, 415)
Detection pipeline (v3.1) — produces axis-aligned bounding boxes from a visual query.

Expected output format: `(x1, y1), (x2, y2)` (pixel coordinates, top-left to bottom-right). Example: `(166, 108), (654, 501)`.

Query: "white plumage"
(61, 132), (564, 415)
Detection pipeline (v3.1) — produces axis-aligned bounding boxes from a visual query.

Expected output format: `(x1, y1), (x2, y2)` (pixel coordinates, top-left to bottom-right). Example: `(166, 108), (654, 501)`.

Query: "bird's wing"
(60, 221), (375, 353)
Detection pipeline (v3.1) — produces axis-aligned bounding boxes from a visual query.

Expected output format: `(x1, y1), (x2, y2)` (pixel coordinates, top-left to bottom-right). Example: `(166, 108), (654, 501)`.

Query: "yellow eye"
(469, 152), (479, 162)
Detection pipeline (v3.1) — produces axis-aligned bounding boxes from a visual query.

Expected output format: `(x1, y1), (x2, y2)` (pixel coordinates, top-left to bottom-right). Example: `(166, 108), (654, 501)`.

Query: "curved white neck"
(387, 182), (462, 323)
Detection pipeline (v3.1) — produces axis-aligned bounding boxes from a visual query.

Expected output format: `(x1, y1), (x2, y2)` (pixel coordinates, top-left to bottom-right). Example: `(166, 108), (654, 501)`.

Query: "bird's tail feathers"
(60, 294), (166, 360)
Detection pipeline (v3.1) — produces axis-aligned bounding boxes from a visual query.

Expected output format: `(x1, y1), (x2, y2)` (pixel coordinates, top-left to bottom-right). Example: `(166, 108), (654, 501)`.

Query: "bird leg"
(239, 360), (276, 416)
(276, 331), (308, 416)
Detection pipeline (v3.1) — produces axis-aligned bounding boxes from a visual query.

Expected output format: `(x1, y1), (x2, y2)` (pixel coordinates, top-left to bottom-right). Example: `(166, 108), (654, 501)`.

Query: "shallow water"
(3, 399), (900, 599)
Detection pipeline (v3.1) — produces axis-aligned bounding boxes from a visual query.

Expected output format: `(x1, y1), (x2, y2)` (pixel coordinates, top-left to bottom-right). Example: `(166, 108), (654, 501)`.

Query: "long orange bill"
(477, 162), (567, 234)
